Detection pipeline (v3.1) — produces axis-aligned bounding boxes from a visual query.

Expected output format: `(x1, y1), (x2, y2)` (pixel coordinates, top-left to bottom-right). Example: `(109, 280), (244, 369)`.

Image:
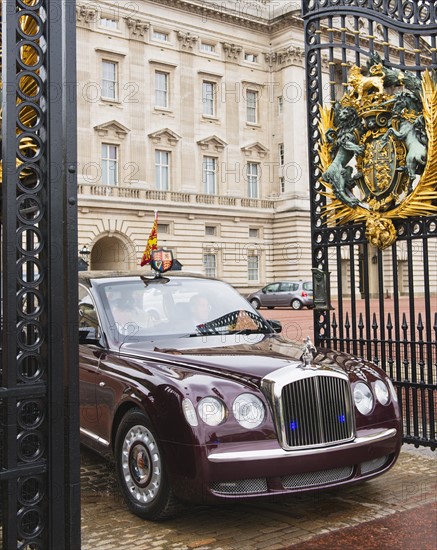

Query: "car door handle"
(99, 381), (105, 387)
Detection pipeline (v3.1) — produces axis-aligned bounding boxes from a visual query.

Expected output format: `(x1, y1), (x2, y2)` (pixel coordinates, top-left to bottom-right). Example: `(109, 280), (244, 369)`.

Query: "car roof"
(78, 270), (217, 288)
(266, 280), (311, 284)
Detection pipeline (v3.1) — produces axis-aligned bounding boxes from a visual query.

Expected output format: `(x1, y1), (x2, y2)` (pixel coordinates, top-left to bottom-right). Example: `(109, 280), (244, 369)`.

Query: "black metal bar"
(2, 0), (22, 544)
(377, 249), (386, 373)
(349, 243), (357, 357)
(61, 1), (81, 544)
(336, 246), (344, 352)
(1, 0), (80, 547)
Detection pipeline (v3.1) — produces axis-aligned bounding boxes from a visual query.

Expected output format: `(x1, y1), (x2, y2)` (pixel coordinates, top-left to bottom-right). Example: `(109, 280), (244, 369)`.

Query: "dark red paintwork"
(78, 271), (402, 505)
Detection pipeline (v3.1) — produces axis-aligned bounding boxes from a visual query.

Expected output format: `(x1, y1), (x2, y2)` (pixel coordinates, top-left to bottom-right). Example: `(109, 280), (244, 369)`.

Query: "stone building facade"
(76, 0), (312, 292)
(76, 0), (436, 298)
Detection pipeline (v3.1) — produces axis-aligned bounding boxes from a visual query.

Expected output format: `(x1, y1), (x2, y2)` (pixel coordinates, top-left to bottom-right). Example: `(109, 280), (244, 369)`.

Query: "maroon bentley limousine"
(78, 268), (401, 520)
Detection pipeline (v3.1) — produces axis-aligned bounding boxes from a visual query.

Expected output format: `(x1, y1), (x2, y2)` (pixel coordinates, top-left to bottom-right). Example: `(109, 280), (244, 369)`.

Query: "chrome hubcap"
(121, 424), (161, 503)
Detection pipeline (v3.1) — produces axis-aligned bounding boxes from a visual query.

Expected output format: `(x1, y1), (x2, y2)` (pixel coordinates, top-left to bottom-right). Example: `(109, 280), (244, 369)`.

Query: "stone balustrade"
(78, 183), (276, 209)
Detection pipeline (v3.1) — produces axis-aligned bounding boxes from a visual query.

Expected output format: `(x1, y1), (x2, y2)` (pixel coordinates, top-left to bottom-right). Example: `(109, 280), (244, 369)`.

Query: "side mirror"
(268, 320), (282, 333)
(79, 326), (101, 345)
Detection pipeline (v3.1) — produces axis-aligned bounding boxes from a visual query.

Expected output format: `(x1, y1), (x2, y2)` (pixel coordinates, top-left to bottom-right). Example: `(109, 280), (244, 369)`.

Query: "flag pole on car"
(140, 210), (158, 267)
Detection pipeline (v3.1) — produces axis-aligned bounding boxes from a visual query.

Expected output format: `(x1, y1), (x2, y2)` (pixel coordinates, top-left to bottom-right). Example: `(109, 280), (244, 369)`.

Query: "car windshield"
(98, 277), (273, 341)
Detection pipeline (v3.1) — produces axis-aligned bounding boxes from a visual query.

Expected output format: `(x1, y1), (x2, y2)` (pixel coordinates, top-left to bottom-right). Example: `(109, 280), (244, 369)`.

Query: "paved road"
(81, 445), (436, 550)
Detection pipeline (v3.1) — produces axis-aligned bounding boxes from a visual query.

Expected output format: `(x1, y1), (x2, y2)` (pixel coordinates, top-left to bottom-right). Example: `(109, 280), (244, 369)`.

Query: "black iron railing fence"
(328, 309), (436, 448)
(304, 0), (437, 449)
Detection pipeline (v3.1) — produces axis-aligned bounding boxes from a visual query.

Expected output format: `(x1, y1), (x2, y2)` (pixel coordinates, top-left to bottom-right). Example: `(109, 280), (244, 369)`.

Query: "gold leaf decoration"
(318, 68), (437, 249)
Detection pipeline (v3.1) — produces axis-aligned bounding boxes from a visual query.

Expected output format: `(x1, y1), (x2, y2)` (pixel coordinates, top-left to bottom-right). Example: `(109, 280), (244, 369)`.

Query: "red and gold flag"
(140, 211), (158, 266)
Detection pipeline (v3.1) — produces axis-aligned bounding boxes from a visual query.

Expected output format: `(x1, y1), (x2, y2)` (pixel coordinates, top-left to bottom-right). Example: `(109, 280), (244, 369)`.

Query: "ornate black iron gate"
(0, 0), (80, 548)
(303, 1), (437, 449)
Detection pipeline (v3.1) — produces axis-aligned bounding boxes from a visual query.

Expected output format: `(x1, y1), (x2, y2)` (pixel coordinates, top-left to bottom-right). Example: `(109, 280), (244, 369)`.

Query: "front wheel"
(115, 409), (178, 520)
(250, 298), (260, 309)
(291, 298), (302, 310)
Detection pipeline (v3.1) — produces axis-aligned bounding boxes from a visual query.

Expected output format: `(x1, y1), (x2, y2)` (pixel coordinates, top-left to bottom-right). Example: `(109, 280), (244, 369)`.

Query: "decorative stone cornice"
(276, 46), (305, 66)
(177, 31), (198, 49)
(143, 0), (303, 34)
(197, 135), (228, 152)
(222, 42), (242, 61)
(124, 17), (150, 38)
(94, 120), (130, 139)
(263, 46), (305, 68)
(148, 128), (181, 146)
(148, 0), (269, 32)
(241, 142), (269, 158)
(263, 51), (277, 67)
(76, 4), (97, 24)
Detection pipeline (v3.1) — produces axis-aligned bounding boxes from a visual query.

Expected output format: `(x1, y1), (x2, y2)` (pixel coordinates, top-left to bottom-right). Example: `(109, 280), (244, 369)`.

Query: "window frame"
(157, 223), (170, 234)
(155, 70), (169, 109)
(203, 253), (217, 278)
(203, 156), (217, 195)
(246, 89), (258, 124)
(244, 52), (258, 63)
(101, 143), (119, 186)
(246, 162), (259, 198)
(202, 80), (216, 117)
(248, 255), (259, 282)
(99, 17), (118, 30)
(155, 149), (170, 191)
(101, 59), (118, 101)
(205, 225), (217, 236)
(279, 143), (285, 166)
(152, 30), (169, 42)
(200, 42), (215, 53)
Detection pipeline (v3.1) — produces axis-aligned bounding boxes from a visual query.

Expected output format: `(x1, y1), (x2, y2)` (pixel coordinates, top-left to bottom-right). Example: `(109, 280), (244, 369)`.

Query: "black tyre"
(291, 298), (302, 310)
(115, 409), (178, 520)
(250, 298), (260, 309)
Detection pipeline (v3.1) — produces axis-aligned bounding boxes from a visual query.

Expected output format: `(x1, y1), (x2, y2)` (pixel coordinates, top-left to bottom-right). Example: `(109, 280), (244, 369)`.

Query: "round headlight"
(198, 397), (226, 426)
(232, 393), (265, 429)
(354, 382), (374, 415)
(374, 380), (390, 405)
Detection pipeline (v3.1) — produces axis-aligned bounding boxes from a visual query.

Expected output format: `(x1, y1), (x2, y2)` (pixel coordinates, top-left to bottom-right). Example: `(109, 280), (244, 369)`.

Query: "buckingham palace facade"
(76, 0), (313, 291)
(76, 0), (436, 297)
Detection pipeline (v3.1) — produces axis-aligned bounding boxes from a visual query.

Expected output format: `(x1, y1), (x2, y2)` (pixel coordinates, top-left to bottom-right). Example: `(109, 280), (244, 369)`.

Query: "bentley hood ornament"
(300, 336), (317, 367)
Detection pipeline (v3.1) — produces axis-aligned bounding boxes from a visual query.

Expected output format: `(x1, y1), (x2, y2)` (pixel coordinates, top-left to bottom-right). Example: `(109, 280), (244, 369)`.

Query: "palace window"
(101, 144), (118, 185)
(101, 60), (117, 100)
(155, 150), (170, 191)
(155, 71), (169, 108)
(204, 253), (217, 278)
(246, 90), (258, 124)
(202, 81), (216, 116)
(203, 156), (217, 195)
(153, 30), (169, 41)
(246, 162), (259, 198)
(248, 255), (259, 282)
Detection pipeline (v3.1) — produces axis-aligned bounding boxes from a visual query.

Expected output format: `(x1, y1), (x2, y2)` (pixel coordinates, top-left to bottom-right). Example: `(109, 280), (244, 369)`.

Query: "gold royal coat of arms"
(318, 54), (437, 249)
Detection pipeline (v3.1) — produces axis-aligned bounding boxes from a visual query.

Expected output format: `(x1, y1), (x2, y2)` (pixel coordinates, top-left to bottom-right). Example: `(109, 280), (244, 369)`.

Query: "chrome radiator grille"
(281, 375), (354, 448)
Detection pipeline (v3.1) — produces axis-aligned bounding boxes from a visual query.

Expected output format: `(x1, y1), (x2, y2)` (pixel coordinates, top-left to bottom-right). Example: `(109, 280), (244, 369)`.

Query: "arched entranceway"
(89, 234), (136, 270)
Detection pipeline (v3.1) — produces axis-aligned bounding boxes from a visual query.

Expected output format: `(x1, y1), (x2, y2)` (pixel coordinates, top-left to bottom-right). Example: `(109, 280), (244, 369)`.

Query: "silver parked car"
(247, 281), (313, 310)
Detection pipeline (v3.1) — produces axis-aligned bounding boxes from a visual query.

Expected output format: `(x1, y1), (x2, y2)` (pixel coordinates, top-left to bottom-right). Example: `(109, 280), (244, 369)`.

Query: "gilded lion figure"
(348, 64), (385, 100)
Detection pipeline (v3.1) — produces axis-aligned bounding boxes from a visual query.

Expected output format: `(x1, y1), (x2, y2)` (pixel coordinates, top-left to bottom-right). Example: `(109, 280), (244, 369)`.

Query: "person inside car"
(189, 294), (212, 325)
